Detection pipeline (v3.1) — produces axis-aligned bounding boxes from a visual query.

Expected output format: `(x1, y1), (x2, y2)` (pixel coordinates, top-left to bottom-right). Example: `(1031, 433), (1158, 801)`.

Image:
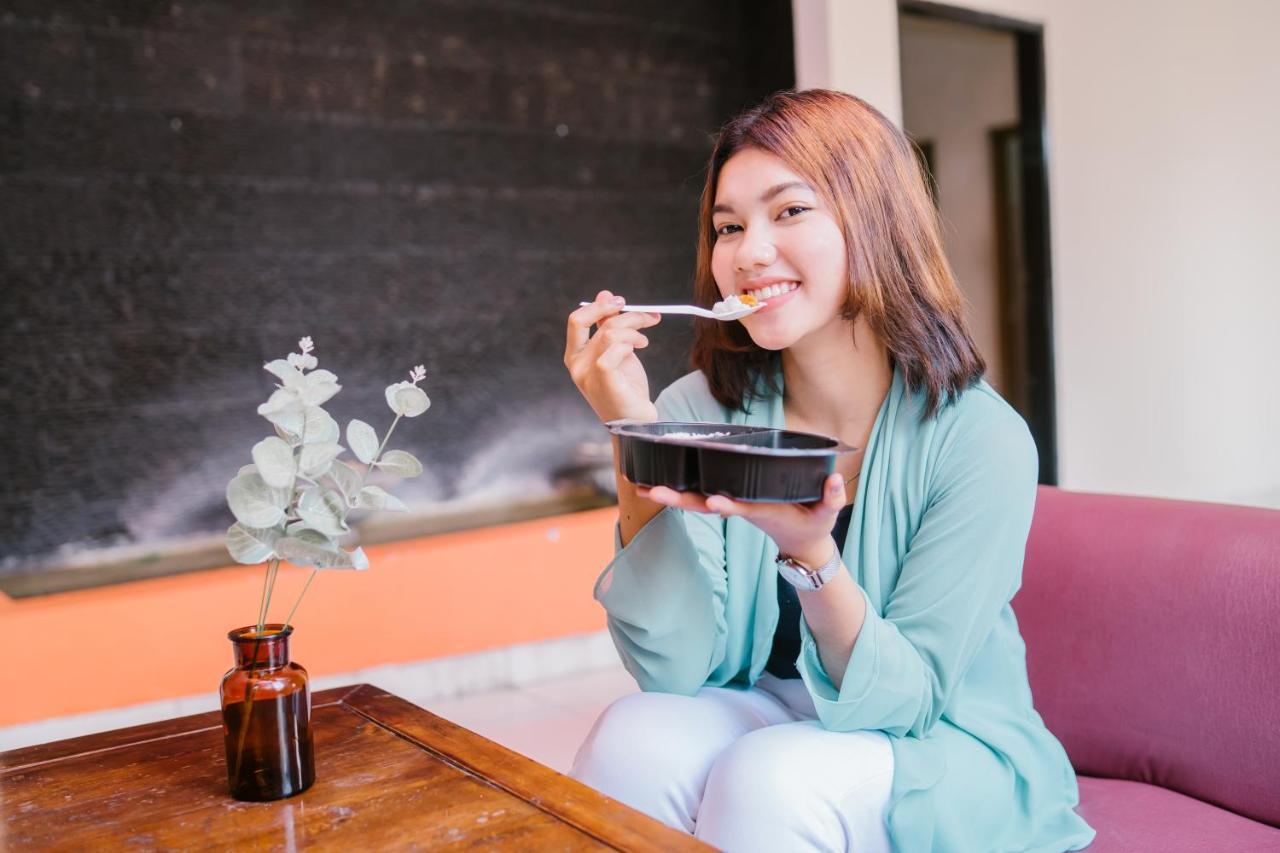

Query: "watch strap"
(776, 543), (843, 590)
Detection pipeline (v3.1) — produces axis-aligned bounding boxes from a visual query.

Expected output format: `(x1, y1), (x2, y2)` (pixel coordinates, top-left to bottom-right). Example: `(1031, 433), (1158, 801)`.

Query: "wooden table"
(1, 684), (710, 850)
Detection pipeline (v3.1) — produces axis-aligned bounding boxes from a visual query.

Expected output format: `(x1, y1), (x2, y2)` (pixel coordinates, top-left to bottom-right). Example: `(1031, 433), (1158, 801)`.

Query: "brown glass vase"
(219, 623), (315, 801)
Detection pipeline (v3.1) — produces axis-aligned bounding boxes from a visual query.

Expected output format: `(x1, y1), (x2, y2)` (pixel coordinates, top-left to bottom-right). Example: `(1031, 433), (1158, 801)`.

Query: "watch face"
(778, 559), (821, 590)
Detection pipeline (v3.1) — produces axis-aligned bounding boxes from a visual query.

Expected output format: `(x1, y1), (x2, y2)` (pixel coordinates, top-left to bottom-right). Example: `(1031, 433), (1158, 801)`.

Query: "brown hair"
(689, 89), (985, 418)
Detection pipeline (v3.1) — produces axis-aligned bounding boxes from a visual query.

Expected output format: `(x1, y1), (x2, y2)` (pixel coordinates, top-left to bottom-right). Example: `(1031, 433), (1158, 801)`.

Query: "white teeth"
(745, 281), (798, 299)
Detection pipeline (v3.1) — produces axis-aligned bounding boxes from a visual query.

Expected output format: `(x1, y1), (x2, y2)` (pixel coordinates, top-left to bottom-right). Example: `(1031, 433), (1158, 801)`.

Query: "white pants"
(570, 674), (894, 853)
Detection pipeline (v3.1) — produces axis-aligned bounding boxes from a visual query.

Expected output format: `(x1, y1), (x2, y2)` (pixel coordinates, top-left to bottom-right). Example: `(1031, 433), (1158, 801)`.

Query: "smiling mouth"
(741, 281), (800, 300)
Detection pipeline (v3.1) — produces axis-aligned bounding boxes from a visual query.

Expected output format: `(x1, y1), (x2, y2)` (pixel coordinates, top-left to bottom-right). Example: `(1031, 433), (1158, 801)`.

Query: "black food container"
(607, 421), (859, 503)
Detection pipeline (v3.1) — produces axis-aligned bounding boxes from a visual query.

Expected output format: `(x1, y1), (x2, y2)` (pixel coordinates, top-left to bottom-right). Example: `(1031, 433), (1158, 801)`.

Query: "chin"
(742, 323), (802, 352)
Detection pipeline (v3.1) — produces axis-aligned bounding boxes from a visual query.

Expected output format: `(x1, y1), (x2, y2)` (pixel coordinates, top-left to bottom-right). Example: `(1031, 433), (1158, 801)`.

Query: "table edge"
(335, 684), (709, 852)
(1, 683), (709, 852)
(0, 684), (361, 773)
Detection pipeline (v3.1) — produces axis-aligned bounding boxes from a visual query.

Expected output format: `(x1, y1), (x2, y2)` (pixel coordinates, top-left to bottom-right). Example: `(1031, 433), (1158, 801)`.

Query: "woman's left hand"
(640, 472), (848, 568)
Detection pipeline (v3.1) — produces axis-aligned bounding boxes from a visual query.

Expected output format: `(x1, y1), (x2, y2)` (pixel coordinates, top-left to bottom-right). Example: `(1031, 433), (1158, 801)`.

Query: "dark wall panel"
(0, 0), (794, 587)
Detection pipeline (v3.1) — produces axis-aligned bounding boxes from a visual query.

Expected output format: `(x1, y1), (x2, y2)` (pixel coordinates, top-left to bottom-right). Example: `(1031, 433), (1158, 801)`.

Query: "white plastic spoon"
(577, 301), (765, 321)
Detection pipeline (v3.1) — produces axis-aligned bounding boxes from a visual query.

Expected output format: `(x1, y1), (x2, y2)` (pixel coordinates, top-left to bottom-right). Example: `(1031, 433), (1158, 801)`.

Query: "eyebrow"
(712, 181), (813, 215)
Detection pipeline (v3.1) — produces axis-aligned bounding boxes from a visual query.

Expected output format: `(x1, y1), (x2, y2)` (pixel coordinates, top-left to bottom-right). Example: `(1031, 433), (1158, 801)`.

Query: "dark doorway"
(898, 1), (1058, 484)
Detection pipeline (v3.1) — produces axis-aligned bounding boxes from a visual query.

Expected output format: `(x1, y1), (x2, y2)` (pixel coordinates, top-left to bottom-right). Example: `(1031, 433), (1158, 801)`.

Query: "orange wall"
(0, 508), (616, 728)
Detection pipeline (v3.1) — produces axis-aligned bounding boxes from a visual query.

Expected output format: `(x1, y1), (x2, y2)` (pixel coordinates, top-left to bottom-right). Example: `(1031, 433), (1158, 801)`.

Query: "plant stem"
(361, 413), (403, 486)
(267, 411), (400, 637)
(284, 569), (319, 628)
(257, 558), (280, 633)
(255, 558), (278, 634)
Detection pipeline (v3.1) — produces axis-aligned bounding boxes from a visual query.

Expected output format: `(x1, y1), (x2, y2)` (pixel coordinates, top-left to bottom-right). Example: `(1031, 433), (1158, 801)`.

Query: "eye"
(779, 206), (810, 219)
(714, 223), (742, 237)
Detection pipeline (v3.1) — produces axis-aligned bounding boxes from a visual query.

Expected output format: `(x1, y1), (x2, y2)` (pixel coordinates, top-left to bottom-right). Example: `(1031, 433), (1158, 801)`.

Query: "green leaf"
(273, 422), (302, 447)
(258, 388), (305, 427)
(374, 449), (422, 478)
(306, 368), (339, 386)
(237, 464), (259, 477)
(299, 442), (343, 477)
(225, 522), (280, 564)
(276, 535), (360, 570)
(328, 461), (362, 504)
(287, 352), (318, 371)
(385, 382), (431, 417)
(263, 359), (306, 391)
(297, 486), (349, 536)
(226, 472), (287, 528)
(292, 525), (334, 546)
(300, 406), (339, 445)
(356, 485), (407, 512)
(284, 522), (334, 548)
(252, 436), (296, 488)
(299, 369), (341, 406)
(347, 419), (379, 464)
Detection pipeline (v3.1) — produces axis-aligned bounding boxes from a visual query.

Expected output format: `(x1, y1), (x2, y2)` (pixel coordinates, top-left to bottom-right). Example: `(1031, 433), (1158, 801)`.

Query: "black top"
(764, 503), (855, 680)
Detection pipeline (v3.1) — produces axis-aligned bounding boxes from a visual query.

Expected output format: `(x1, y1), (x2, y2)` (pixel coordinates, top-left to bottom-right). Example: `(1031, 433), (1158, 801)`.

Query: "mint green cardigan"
(595, 365), (1095, 852)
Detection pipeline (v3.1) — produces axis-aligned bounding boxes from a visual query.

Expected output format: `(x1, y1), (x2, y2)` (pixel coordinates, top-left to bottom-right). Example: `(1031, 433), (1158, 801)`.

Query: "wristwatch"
(775, 544), (843, 590)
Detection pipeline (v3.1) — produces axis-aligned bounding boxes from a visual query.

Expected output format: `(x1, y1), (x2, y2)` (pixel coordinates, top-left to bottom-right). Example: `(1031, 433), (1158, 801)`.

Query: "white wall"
(793, 0), (902, 122)
(795, 0), (1280, 509)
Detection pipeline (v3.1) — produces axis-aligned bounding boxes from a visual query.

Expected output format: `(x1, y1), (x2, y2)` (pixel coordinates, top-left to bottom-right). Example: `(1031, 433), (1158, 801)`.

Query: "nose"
(734, 227), (776, 271)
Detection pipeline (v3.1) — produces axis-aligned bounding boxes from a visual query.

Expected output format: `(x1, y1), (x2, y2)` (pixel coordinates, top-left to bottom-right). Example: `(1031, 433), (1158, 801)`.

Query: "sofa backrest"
(1013, 486), (1280, 827)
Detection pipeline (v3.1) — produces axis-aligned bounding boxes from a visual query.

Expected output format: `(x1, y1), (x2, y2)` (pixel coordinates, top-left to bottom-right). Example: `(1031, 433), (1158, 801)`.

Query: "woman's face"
(710, 147), (850, 351)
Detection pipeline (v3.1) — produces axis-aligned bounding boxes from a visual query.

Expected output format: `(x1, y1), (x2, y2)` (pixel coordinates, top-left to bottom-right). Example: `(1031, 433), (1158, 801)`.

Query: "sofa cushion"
(1076, 776), (1280, 852)
(1013, 487), (1280, 827)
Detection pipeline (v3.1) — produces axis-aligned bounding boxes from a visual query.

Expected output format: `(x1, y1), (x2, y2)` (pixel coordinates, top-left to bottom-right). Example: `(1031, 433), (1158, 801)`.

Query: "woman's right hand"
(565, 290), (662, 423)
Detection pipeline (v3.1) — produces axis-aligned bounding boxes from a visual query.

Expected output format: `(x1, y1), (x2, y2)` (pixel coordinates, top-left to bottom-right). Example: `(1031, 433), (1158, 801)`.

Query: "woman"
(562, 90), (1094, 853)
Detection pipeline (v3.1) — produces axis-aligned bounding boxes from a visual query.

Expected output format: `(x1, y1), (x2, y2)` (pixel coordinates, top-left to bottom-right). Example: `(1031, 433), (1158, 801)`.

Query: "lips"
(738, 280), (800, 315)
(742, 280), (800, 300)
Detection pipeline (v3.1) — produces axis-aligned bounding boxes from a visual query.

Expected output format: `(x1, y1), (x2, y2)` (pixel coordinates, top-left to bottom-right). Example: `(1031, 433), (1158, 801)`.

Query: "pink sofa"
(1015, 487), (1280, 851)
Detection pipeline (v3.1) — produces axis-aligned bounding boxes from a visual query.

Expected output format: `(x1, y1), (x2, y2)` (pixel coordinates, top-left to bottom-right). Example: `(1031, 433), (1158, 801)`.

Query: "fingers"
(595, 343), (633, 371)
(667, 477), (844, 520)
(645, 487), (757, 519)
(705, 494), (782, 522)
(603, 311), (663, 331)
(786, 475), (846, 516)
(704, 494), (744, 515)
(599, 326), (650, 350)
(641, 486), (714, 514)
(565, 292), (661, 364)
(823, 474), (846, 510)
(595, 331), (650, 370)
(566, 291), (624, 362)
